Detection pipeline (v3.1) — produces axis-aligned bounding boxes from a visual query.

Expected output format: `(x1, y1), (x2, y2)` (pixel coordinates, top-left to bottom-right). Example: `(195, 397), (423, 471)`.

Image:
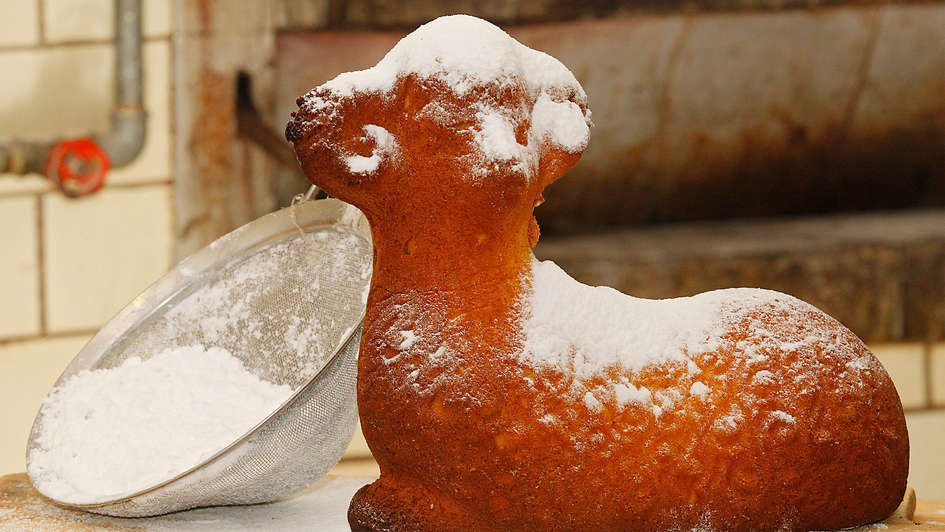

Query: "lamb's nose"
(286, 88), (336, 144)
(285, 113), (328, 145)
(285, 112), (304, 144)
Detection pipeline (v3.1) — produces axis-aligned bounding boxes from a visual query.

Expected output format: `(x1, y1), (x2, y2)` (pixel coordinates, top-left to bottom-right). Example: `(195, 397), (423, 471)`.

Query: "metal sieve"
(26, 196), (372, 517)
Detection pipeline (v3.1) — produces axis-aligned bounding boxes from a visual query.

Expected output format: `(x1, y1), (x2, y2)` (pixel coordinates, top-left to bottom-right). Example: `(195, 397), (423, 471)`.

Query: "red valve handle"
(45, 138), (110, 197)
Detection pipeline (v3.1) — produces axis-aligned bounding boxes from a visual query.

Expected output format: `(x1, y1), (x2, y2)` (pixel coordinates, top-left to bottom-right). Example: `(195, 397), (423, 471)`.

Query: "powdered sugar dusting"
(519, 258), (885, 427)
(531, 93), (591, 151)
(318, 15), (583, 101)
(28, 345), (293, 504)
(770, 410), (797, 424)
(583, 391), (603, 413)
(521, 260), (727, 378)
(689, 381), (710, 398)
(614, 381), (652, 406)
(473, 109), (523, 162)
(397, 330), (419, 351)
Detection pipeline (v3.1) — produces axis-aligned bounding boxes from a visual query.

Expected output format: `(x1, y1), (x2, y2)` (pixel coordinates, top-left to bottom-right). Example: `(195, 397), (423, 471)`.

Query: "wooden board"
(0, 473), (365, 531)
(1, 473), (943, 531)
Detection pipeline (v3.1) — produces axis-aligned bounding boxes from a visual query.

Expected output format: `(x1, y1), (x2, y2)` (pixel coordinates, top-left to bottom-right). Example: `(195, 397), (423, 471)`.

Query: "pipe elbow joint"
(95, 107), (147, 168)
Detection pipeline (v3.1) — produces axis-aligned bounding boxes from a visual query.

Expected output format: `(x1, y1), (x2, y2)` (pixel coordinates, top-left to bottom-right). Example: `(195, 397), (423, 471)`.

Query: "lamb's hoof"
(348, 476), (476, 532)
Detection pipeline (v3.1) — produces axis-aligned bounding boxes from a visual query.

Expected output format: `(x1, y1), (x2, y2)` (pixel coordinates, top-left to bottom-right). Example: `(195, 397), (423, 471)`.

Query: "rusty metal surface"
(174, 0), (280, 259)
(275, 0), (945, 31)
(274, 4), (944, 231)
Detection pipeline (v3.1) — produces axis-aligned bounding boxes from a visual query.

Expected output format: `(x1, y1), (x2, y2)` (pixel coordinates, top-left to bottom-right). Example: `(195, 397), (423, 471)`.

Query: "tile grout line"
(0, 329), (100, 347)
(167, 11), (178, 267)
(924, 341), (934, 409)
(0, 178), (174, 200)
(35, 193), (47, 336)
(0, 34), (171, 53)
(99, 179), (174, 190)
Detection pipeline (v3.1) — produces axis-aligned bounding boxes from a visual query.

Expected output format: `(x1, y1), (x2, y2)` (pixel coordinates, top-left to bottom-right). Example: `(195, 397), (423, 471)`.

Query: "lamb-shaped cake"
(286, 15), (908, 531)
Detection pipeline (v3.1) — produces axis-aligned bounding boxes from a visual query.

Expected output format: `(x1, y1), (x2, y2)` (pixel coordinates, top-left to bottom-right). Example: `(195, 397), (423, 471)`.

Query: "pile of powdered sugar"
(28, 345), (293, 504)
(296, 15), (591, 180)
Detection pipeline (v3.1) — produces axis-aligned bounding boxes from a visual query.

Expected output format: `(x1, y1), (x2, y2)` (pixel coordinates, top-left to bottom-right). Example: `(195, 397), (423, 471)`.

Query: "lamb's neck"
(364, 215), (534, 346)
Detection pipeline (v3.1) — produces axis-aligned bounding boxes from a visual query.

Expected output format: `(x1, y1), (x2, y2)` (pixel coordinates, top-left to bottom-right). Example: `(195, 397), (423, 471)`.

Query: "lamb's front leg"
(349, 475), (480, 532)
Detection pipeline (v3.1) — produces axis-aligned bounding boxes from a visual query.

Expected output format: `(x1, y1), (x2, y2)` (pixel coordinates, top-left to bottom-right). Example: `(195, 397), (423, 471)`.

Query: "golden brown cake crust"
(287, 20), (908, 531)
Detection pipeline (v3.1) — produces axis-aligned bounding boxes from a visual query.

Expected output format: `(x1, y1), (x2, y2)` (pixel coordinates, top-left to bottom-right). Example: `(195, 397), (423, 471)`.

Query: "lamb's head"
(285, 15), (591, 221)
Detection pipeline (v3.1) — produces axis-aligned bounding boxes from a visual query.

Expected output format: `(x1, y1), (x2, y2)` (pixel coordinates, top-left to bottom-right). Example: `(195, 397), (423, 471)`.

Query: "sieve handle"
(302, 185), (318, 202)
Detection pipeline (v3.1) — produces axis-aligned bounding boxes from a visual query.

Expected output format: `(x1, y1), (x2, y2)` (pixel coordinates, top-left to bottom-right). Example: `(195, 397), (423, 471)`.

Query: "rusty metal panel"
(274, 4), (945, 230)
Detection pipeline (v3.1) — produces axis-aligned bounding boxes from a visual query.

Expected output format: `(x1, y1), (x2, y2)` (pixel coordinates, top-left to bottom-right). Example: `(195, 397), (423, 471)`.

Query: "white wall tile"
(275, 0), (330, 30)
(871, 343), (928, 410)
(0, 176), (52, 197)
(0, 196), (40, 338)
(44, 0), (171, 42)
(43, 184), (172, 332)
(45, 0), (112, 43)
(661, 9), (870, 177)
(329, 458), (379, 478)
(0, 334), (91, 475)
(0, 1), (39, 47)
(0, 44), (112, 141)
(143, 0), (171, 37)
(931, 343), (945, 407)
(905, 410), (945, 500)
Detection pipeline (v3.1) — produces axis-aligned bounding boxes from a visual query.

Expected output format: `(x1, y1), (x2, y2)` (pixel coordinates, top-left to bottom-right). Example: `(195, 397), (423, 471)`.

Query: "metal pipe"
(0, 0), (146, 196)
(97, 0), (146, 167)
(0, 140), (51, 175)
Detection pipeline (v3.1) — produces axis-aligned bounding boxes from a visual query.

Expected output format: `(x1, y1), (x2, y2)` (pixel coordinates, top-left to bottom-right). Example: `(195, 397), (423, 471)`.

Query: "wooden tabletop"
(1, 473), (943, 531)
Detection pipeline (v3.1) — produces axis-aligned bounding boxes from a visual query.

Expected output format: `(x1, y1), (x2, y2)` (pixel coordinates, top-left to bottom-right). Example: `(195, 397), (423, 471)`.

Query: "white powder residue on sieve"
(295, 15), (591, 180)
(155, 227), (372, 384)
(28, 345), (293, 505)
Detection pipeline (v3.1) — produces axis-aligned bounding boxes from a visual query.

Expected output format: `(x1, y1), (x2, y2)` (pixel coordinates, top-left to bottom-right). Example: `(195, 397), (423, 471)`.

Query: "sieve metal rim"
(26, 198), (371, 509)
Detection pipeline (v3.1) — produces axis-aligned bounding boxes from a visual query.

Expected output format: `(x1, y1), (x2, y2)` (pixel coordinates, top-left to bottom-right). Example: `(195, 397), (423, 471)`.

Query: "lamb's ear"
(537, 143), (583, 189)
(531, 94), (590, 188)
